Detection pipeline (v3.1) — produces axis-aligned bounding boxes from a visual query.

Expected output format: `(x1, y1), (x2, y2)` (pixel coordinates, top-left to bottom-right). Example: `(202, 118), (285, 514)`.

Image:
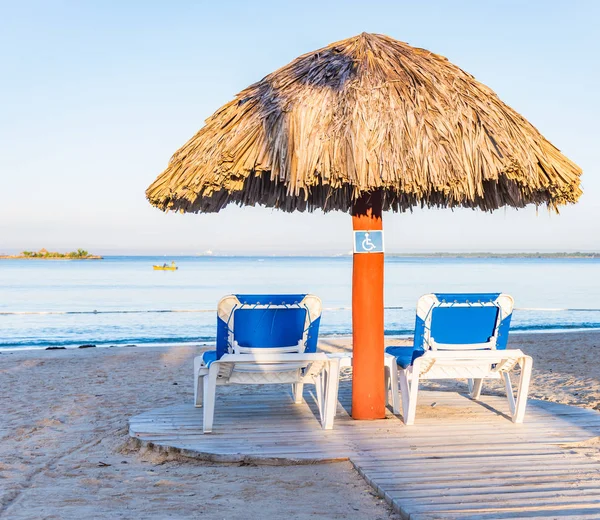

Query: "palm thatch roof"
(146, 33), (582, 214)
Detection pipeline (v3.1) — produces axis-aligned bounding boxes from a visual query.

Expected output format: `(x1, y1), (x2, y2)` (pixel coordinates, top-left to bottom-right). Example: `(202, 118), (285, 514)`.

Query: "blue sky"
(1, 0), (598, 254)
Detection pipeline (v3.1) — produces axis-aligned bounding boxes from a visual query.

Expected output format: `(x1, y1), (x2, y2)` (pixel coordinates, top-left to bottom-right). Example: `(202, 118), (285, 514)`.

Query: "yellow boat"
(153, 261), (178, 271)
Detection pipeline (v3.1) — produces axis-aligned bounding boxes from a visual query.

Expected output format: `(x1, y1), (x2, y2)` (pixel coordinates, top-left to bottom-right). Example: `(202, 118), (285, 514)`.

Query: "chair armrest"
(214, 353), (330, 364)
(326, 352), (352, 368)
(421, 349), (525, 360)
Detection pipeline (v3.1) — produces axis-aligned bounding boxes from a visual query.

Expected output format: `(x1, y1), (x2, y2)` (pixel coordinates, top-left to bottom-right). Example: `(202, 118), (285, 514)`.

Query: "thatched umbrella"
(146, 33), (582, 419)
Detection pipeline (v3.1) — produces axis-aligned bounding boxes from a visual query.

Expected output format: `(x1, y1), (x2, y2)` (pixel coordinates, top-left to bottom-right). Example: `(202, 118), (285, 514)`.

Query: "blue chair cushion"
(215, 295), (321, 359)
(385, 346), (426, 369)
(430, 306), (499, 345)
(202, 350), (218, 367)
(233, 308), (307, 348)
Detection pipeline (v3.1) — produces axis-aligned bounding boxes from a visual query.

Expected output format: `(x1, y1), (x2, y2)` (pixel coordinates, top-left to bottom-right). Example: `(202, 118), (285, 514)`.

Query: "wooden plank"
(130, 418), (600, 438)
(356, 468), (600, 483)
(353, 455), (598, 471)
(129, 387), (600, 519)
(384, 495), (600, 518)
(376, 482), (600, 500)
(408, 507), (600, 520)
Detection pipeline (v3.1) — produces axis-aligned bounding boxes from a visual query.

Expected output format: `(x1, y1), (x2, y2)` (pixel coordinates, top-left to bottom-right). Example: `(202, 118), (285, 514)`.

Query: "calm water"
(1, 256), (600, 350)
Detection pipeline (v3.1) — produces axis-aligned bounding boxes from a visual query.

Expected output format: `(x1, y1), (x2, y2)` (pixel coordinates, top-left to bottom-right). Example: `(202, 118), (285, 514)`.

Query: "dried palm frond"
(146, 33), (582, 213)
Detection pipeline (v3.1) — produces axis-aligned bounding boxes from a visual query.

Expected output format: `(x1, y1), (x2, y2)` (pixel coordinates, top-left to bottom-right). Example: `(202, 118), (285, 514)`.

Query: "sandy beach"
(1, 331), (599, 519)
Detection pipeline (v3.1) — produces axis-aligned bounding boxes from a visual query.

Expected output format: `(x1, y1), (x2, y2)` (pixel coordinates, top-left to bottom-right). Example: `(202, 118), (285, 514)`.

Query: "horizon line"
(3, 251), (598, 257)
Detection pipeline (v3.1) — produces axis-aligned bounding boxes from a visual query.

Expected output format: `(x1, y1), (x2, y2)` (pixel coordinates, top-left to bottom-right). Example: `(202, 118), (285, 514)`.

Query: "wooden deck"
(129, 383), (600, 519)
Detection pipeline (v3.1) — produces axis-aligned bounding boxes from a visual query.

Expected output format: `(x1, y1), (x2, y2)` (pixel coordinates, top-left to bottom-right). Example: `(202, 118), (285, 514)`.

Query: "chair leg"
(398, 369), (410, 422)
(406, 374), (420, 425)
(385, 356), (401, 414)
(503, 372), (516, 416)
(193, 357), (205, 407)
(513, 356), (533, 424)
(292, 383), (304, 404)
(400, 362), (419, 425)
(314, 374), (324, 424)
(202, 366), (219, 433)
(323, 358), (340, 430)
(195, 374), (204, 407)
(384, 365), (390, 406)
(471, 378), (484, 399)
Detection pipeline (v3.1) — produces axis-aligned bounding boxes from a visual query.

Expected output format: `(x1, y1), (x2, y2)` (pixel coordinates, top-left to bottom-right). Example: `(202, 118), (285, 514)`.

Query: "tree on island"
(12, 248), (99, 259)
(68, 249), (89, 258)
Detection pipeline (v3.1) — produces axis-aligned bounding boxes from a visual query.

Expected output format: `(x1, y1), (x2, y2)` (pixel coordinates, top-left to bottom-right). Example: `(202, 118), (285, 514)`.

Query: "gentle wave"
(0, 335), (215, 349)
(516, 308), (600, 312)
(0, 307), (374, 315)
(511, 322), (600, 331)
(383, 323), (600, 336)
(2, 324), (600, 350)
(0, 309), (215, 316)
(3, 306), (600, 316)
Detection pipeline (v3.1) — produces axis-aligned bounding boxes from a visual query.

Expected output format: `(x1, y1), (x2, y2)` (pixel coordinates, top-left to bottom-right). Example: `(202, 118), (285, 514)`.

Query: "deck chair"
(385, 293), (533, 425)
(194, 294), (339, 433)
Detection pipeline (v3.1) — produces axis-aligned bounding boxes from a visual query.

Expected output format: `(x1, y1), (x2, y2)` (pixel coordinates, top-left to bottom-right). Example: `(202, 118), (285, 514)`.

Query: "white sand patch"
(0, 345), (399, 519)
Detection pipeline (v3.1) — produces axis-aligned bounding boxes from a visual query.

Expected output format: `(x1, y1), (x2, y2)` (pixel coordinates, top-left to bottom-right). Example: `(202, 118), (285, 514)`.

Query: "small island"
(0, 248), (103, 260)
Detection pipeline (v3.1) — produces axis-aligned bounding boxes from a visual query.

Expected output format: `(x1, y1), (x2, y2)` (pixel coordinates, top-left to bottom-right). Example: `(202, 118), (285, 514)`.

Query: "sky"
(0, 0), (598, 255)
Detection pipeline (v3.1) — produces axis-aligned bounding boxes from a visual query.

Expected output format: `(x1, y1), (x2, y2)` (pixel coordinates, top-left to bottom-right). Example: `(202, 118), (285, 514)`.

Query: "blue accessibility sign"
(354, 230), (384, 254)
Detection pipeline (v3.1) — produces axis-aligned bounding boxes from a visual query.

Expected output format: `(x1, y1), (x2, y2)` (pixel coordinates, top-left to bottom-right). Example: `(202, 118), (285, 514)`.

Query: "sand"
(1, 331), (599, 519)
(0, 345), (398, 520)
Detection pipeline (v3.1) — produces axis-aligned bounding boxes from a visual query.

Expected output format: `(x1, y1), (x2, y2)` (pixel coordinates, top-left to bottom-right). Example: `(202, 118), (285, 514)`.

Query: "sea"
(1, 256), (599, 350)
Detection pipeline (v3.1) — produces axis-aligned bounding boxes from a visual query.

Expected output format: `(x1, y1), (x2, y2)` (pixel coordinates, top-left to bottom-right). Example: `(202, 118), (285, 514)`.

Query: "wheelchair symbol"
(361, 233), (376, 251)
(354, 230), (383, 253)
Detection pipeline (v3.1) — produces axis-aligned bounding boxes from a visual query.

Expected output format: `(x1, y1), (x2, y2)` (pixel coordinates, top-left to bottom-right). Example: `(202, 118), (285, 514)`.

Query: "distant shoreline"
(124, 252), (600, 259)
(0, 255), (103, 260)
(0, 253), (598, 260)
(388, 252), (600, 259)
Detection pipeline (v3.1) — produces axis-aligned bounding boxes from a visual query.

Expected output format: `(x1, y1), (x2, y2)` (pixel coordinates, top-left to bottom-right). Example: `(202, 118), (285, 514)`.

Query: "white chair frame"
(194, 353), (340, 433)
(387, 349), (533, 425)
(387, 294), (533, 425)
(193, 295), (340, 433)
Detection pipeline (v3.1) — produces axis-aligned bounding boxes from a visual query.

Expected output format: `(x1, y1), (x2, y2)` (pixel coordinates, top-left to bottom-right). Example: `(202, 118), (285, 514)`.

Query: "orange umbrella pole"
(351, 191), (386, 420)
